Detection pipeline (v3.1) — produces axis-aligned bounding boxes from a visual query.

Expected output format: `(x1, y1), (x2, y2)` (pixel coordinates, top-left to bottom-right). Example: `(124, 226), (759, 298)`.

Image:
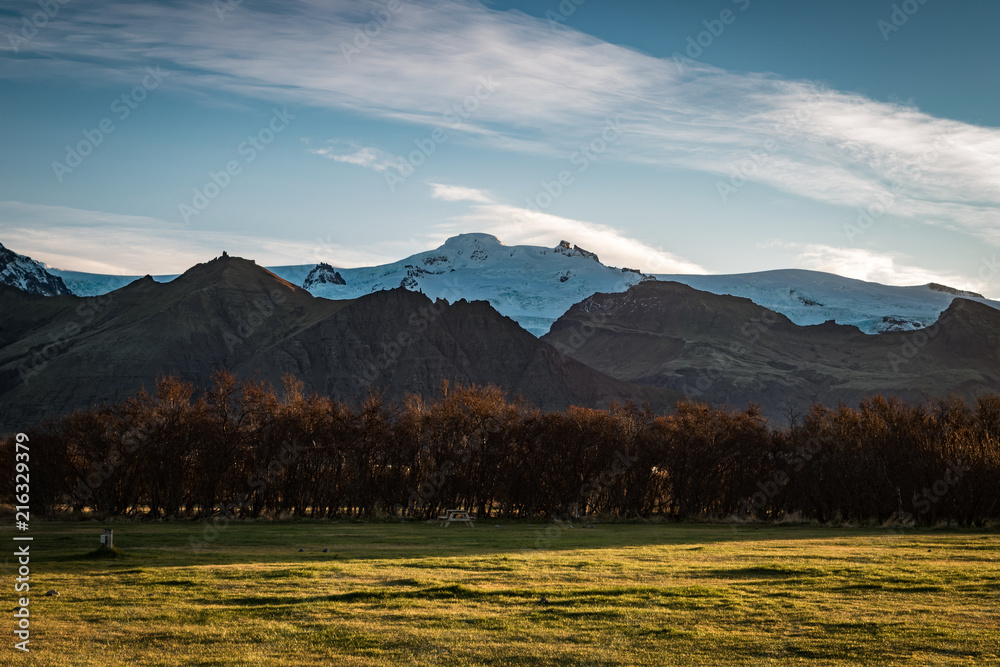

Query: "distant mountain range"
(2, 235), (999, 427)
(543, 280), (1000, 420)
(0, 254), (677, 431)
(5, 235), (997, 336)
(656, 270), (991, 335)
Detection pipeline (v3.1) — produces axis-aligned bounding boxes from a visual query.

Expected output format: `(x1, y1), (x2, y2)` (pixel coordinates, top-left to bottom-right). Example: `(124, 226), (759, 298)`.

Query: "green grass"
(3, 520), (999, 665)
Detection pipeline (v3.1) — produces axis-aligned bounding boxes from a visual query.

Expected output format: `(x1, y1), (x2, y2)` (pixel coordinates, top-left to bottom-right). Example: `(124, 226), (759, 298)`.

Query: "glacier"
(22, 233), (999, 337)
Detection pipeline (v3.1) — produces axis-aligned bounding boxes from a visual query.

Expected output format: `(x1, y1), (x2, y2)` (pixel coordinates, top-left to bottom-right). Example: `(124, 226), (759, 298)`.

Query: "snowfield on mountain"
(6, 233), (996, 336)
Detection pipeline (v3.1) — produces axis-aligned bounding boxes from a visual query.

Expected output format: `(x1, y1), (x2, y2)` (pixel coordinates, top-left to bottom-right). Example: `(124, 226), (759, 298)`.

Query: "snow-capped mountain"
(49, 270), (179, 297)
(270, 234), (648, 336)
(657, 269), (999, 334)
(302, 263), (346, 288)
(16, 233), (1000, 337)
(0, 242), (73, 296)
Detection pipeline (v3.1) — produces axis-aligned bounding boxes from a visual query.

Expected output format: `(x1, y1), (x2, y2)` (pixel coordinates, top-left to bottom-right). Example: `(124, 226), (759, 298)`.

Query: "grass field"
(3, 520), (998, 665)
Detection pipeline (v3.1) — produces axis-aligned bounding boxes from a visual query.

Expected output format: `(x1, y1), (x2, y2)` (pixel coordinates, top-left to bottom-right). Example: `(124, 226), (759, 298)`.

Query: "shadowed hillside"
(0, 255), (678, 430)
(542, 281), (1000, 420)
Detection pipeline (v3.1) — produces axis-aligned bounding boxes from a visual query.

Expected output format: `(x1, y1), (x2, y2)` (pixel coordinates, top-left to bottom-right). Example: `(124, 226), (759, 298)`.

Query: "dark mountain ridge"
(542, 281), (1000, 420)
(0, 255), (677, 431)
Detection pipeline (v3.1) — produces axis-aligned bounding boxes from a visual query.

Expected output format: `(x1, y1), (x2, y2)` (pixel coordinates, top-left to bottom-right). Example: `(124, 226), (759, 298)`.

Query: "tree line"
(4, 372), (999, 526)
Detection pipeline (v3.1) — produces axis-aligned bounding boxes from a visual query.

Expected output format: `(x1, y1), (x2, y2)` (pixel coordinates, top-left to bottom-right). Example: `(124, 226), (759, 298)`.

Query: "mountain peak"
(441, 233), (503, 248)
(187, 253), (254, 273)
(555, 240), (600, 263)
(173, 253), (304, 295)
(928, 282), (984, 299)
(211, 251), (247, 264)
(0, 242), (73, 296)
(304, 263), (346, 288)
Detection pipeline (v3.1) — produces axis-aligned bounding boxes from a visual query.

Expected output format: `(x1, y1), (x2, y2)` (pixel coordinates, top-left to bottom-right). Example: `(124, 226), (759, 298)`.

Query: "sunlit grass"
(4, 521), (998, 665)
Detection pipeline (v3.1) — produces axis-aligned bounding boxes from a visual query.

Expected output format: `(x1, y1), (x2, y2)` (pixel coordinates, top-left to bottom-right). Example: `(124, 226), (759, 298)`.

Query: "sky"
(0, 0), (998, 295)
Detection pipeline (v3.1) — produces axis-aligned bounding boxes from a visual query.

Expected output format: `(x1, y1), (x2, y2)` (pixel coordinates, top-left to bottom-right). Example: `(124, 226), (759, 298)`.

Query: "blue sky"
(1, 0), (998, 296)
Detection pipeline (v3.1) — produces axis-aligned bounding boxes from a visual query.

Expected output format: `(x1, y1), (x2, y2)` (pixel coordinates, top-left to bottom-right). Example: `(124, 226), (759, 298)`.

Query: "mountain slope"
(268, 233), (648, 336)
(0, 242), (72, 296)
(542, 280), (1000, 420)
(49, 270), (180, 297)
(657, 269), (999, 334)
(0, 255), (339, 429)
(28, 234), (1000, 336)
(0, 254), (677, 430)
(238, 286), (675, 412)
(44, 234), (644, 335)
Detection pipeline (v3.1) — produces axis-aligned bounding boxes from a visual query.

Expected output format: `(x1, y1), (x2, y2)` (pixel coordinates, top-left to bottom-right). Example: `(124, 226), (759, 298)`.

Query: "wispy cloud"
(309, 141), (402, 173)
(432, 196), (706, 274)
(5, 0), (1000, 246)
(781, 242), (986, 293)
(0, 194), (703, 276)
(429, 183), (494, 204)
(0, 201), (397, 273)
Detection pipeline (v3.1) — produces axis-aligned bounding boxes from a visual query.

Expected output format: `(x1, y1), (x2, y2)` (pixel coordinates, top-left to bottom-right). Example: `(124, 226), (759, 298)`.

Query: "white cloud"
(429, 183), (494, 204)
(8, 0), (1000, 246)
(0, 201), (397, 273)
(0, 194), (705, 277)
(309, 142), (402, 173)
(786, 243), (986, 292)
(434, 200), (706, 274)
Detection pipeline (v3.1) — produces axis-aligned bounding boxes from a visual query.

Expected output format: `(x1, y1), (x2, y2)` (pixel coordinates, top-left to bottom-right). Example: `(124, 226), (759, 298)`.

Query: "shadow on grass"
(199, 583), (733, 608)
(7, 521), (997, 570)
(697, 564), (824, 579)
(82, 545), (126, 559)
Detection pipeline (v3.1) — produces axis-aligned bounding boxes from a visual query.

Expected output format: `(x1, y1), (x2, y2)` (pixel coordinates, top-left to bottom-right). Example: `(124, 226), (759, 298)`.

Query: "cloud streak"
(432, 198), (706, 275)
(424, 182), (703, 273)
(780, 242), (991, 295)
(0, 201), (399, 273)
(310, 142), (402, 173)
(429, 183), (494, 204)
(4, 0), (1000, 245)
(1, 196), (701, 278)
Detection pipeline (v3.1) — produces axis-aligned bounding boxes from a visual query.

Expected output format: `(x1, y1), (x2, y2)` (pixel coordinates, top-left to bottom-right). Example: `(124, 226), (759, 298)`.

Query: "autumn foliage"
(4, 372), (999, 526)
